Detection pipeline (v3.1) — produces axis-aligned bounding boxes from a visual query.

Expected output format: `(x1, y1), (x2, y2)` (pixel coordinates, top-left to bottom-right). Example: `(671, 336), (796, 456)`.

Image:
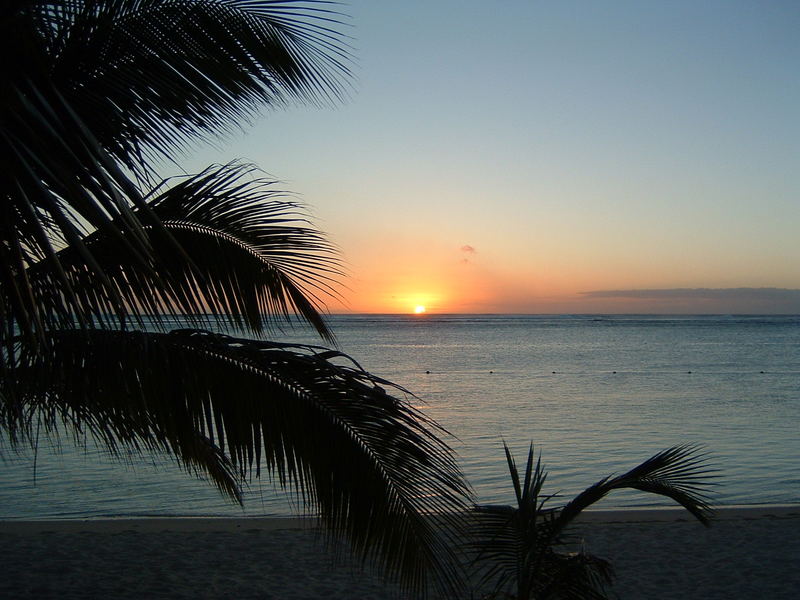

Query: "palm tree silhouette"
(1, 2), (469, 595)
(469, 443), (715, 599)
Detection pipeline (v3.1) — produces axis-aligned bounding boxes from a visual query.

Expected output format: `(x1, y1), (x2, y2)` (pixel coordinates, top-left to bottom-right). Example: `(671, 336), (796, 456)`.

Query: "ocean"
(1, 314), (798, 518)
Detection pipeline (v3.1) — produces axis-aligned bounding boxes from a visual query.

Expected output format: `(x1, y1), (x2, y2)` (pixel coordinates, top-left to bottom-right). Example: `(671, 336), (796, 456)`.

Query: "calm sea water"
(1, 314), (798, 518)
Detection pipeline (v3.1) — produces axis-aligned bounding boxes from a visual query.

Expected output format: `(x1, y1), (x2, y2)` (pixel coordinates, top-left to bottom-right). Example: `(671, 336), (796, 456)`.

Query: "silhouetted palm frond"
(4, 328), (470, 596)
(31, 0), (352, 173)
(23, 163), (340, 341)
(1, 1), (351, 347)
(556, 444), (717, 530)
(1, 3), (473, 596)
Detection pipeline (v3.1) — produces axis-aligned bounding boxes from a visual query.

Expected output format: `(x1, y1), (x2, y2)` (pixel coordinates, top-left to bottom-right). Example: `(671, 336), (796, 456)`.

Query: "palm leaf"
(48, 0), (353, 174)
(1, 37), (154, 346)
(2, 3), (473, 596)
(555, 444), (717, 532)
(23, 163), (341, 341)
(4, 328), (471, 597)
(1, 1), (352, 347)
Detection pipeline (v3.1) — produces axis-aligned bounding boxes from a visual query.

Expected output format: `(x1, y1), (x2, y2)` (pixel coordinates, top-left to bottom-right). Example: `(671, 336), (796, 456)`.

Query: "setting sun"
(414, 305), (426, 314)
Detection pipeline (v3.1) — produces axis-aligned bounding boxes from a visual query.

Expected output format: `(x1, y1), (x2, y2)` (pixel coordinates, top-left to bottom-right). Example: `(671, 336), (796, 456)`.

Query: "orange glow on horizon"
(319, 236), (712, 314)
(310, 237), (799, 314)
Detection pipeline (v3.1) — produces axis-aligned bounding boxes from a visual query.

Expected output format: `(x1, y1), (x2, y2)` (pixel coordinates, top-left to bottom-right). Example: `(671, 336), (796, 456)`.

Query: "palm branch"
(22, 162), (340, 341)
(50, 0), (352, 171)
(4, 328), (471, 596)
(4, 160), (475, 593)
(1, 1), (351, 347)
(555, 444), (717, 530)
(2, 3), (475, 595)
(470, 443), (716, 599)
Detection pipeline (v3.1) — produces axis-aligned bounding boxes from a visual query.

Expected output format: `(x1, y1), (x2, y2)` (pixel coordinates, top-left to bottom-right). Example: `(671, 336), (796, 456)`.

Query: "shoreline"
(2, 503), (798, 532)
(3, 506), (800, 598)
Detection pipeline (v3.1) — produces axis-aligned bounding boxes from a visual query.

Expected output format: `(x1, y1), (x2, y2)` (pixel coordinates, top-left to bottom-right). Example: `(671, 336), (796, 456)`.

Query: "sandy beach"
(2, 506), (798, 599)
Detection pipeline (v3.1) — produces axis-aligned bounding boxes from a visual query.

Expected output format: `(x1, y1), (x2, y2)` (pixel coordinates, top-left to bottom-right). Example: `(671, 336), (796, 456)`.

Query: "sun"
(413, 305), (426, 314)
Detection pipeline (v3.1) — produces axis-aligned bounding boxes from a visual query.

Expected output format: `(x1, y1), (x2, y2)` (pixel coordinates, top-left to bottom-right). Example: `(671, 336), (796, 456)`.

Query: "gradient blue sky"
(183, 0), (799, 313)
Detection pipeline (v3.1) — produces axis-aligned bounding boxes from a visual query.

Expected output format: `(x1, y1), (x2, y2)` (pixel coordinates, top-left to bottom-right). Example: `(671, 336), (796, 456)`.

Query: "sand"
(1, 506), (798, 599)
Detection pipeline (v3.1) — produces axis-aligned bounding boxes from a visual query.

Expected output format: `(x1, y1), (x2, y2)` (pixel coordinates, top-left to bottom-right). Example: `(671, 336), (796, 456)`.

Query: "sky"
(182, 0), (799, 314)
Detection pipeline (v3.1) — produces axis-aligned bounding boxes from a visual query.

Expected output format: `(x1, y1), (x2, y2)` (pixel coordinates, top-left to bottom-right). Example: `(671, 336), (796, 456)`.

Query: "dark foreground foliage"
(1, 2), (471, 596)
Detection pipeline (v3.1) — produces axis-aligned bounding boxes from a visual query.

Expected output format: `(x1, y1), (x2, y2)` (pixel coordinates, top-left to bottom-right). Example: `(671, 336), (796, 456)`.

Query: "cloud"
(459, 244), (477, 264)
(579, 288), (800, 313)
(582, 287), (800, 300)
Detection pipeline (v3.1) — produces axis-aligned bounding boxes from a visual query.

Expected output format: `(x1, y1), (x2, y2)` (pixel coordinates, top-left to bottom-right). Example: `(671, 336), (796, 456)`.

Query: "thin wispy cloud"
(583, 288), (800, 300)
(460, 244), (477, 264)
(580, 288), (800, 313)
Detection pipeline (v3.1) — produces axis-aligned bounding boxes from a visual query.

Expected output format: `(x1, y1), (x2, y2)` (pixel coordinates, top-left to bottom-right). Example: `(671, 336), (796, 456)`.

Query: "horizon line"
(324, 311), (800, 316)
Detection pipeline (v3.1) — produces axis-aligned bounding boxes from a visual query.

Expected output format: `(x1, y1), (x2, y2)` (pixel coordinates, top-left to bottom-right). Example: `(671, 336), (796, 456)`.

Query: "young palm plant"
(469, 443), (715, 599)
(1, 2), (470, 596)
